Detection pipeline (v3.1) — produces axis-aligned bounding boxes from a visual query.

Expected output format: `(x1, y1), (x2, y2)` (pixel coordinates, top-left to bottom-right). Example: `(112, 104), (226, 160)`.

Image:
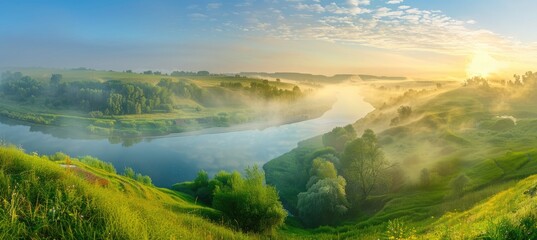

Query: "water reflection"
(0, 85), (373, 187)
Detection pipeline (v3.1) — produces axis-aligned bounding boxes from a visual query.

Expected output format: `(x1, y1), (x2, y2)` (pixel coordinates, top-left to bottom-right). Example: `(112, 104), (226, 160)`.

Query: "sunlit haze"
(1, 1), (537, 79)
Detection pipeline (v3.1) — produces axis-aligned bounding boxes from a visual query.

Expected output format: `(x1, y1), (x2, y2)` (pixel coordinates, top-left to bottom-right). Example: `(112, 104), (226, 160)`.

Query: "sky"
(1, 0), (537, 80)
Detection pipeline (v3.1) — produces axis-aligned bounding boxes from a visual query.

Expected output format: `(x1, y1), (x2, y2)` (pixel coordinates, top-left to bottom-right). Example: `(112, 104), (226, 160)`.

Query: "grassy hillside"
(0, 145), (254, 239)
(265, 78), (537, 239)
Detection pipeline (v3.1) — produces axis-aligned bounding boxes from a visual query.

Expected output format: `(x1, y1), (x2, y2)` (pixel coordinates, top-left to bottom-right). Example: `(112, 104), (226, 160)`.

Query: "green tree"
(50, 74), (62, 85)
(124, 167), (135, 179)
(212, 166), (286, 233)
(341, 129), (388, 203)
(306, 158), (338, 189)
(297, 159), (348, 227)
(106, 93), (124, 115)
(322, 124), (357, 152)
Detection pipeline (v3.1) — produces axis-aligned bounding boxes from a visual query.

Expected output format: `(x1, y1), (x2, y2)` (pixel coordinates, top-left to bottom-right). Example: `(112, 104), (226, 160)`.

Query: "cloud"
(189, 13), (208, 20)
(295, 3), (325, 13)
(197, 0), (537, 67)
(387, 0), (403, 4)
(325, 2), (370, 15)
(207, 3), (221, 9)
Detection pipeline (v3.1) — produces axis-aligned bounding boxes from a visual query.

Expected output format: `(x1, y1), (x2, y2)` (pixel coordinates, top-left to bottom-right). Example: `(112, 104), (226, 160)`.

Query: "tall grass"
(0, 146), (252, 239)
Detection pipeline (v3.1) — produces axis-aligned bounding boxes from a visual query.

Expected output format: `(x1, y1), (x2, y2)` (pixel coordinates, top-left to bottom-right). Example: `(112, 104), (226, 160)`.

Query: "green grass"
(266, 83), (537, 239)
(0, 145), (256, 239)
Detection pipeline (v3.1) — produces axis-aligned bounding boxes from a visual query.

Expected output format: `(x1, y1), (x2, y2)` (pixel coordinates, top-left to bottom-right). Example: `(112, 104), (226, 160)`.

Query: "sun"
(466, 52), (501, 78)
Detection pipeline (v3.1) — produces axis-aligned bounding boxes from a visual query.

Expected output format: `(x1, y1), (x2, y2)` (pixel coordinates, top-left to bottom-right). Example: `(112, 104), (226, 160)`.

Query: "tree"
(297, 159), (348, 227)
(341, 129), (388, 203)
(397, 105), (412, 119)
(212, 166), (286, 233)
(106, 93), (124, 115)
(297, 177), (348, 227)
(306, 158), (338, 189)
(50, 74), (62, 86)
(124, 167), (135, 179)
(322, 124), (357, 152)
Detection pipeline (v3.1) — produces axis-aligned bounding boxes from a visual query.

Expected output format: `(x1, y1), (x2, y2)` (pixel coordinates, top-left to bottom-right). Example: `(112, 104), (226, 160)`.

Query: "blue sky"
(1, 0), (536, 79)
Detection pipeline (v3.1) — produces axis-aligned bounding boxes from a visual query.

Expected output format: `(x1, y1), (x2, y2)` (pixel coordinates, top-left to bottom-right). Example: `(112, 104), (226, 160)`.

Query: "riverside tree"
(297, 158), (348, 227)
(341, 129), (389, 203)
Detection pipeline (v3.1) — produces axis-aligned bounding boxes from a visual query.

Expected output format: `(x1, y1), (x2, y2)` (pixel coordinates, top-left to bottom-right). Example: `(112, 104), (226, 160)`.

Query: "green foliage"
(79, 156), (116, 173)
(306, 158), (338, 189)
(219, 80), (303, 101)
(123, 167), (152, 185)
(212, 166), (287, 233)
(341, 129), (388, 203)
(1, 73), (43, 101)
(0, 148), (112, 239)
(0, 146), (251, 240)
(49, 152), (69, 161)
(297, 178), (348, 227)
(479, 215), (537, 240)
(322, 124), (357, 152)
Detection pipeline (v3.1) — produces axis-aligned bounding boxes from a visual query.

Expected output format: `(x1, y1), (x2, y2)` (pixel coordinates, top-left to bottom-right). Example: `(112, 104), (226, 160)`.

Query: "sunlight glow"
(466, 52), (501, 78)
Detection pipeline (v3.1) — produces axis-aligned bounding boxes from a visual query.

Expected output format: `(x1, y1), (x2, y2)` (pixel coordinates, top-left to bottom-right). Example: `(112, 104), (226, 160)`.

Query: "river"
(0, 85), (373, 187)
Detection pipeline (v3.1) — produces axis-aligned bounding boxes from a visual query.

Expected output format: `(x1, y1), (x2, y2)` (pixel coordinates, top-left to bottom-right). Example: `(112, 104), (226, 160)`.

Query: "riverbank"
(0, 96), (334, 143)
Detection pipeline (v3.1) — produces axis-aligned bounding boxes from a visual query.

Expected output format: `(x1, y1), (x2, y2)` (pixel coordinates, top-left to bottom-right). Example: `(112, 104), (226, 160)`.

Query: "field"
(0, 68), (334, 143)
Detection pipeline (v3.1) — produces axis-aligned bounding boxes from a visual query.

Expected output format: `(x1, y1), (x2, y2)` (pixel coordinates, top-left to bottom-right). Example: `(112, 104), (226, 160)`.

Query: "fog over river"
(0, 85), (373, 186)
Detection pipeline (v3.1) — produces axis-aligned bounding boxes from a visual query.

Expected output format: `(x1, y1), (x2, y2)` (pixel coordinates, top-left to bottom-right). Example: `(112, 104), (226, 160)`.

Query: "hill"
(0, 145), (251, 239)
(240, 72), (407, 83)
(264, 75), (537, 239)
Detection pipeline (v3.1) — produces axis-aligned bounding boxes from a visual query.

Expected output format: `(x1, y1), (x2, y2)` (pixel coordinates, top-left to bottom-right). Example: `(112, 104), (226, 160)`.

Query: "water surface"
(0, 86), (373, 186)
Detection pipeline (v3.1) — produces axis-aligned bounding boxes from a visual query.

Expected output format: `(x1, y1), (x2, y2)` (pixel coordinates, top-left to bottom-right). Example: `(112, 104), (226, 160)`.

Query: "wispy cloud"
(387, 0), (404, 4)
(185, 0), (537, 73)
(207, 2), (222, 10)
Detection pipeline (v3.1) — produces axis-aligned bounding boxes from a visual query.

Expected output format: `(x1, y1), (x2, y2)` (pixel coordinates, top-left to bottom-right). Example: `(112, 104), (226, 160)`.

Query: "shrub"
(79, 156), (116, 173)
(212, 166), (286, 233)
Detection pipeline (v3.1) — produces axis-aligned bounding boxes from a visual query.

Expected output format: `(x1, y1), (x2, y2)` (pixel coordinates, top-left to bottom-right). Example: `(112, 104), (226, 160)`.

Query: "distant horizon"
(2, 1), (537, 80)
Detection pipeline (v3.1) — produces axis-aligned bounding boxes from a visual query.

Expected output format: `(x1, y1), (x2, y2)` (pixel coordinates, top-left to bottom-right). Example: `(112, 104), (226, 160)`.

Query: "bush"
(49, 152), (69, 161)
(79, 156), (116, 173)
(89, 111), (104, 118)
(480, 215), (537, 240)
(212, 166), (286, 233)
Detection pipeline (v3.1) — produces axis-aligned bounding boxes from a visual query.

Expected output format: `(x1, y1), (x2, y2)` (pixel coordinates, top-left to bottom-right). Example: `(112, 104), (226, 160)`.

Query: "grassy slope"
(265, 83), (537, 239)
(0, 145), (255, 240)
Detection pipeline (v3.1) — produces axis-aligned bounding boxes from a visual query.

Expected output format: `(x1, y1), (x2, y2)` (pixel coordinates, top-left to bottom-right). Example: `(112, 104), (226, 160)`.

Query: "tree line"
(0, 72), (220, 116)
(220, 80), (302, 101)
